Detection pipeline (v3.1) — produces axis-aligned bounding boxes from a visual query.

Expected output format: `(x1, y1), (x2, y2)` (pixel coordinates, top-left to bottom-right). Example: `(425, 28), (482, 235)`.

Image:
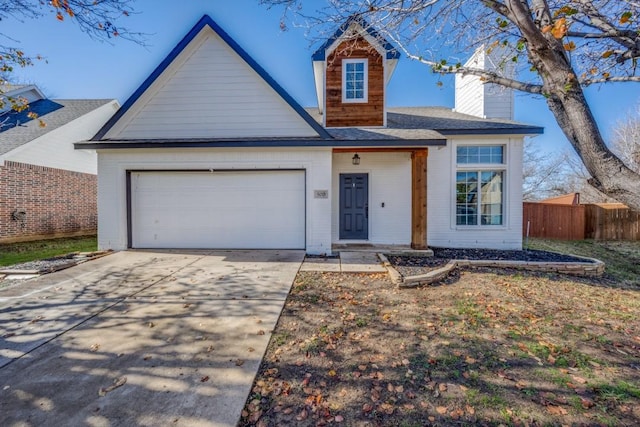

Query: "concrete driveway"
(0, 250), (304, 427)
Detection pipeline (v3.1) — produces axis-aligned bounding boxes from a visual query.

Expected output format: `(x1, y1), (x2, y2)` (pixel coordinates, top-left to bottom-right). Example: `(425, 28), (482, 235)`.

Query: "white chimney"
(455, 45), (514, 120)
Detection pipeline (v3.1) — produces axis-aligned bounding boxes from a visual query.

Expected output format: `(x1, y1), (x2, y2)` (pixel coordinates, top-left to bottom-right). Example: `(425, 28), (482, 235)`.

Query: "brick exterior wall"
(0, 161), (97, 243)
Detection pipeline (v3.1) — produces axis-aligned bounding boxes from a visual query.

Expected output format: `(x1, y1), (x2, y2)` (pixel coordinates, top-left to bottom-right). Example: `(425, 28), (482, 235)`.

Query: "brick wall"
(0, 161), (97, 243)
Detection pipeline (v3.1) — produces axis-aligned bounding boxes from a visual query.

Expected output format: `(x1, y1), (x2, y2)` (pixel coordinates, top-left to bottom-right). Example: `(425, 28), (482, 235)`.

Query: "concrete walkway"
(0, 250), (304, 427)
(300, 251), (387, 273)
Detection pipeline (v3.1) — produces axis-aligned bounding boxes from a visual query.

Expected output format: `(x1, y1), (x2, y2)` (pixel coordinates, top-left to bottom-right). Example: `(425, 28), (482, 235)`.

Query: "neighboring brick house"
(0, 84), (119, 243)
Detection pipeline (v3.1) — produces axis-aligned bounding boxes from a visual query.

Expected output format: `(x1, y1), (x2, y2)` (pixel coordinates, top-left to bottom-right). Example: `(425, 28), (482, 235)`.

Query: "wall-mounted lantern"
(352, 153), (360, 165)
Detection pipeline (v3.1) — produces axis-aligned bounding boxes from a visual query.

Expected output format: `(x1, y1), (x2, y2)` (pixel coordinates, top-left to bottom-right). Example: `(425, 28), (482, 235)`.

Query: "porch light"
(352, 153), (360, 165)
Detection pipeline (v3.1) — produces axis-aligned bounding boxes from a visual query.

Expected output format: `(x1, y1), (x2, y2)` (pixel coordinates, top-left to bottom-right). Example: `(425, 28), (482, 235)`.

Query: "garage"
(130, 170), (305, 249)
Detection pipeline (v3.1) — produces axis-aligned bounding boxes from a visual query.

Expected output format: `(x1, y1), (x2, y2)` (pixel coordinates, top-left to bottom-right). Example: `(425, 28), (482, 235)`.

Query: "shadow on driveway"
(0, 249), (304, 427)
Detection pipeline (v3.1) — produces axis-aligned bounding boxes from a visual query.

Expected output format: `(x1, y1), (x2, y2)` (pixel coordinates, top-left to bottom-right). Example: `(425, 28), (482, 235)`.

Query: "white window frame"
(454, 144), (507, 228)
(342, 59), (368, 103)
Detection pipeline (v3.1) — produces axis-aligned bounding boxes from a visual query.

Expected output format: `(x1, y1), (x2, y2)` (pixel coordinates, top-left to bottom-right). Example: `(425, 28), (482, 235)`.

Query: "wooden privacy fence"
(523, 202), (640, 241)
(585, 204), (640, 240)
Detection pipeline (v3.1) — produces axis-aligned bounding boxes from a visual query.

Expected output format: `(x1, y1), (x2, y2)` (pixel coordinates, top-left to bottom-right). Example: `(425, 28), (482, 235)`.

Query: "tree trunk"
(544, 89), (640, 211)
(508, 0), (640, 211)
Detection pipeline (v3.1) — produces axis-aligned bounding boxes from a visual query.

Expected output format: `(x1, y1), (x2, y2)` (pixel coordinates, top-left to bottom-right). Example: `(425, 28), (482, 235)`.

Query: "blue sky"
(2, 0), (638, 154)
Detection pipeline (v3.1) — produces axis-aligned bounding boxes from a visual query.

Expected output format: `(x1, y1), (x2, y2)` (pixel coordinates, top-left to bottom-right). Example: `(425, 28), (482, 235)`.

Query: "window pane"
(456, 170), (504, 226)
(480, 171), (503, 225)
(457, 145), (504, 164)
(456, 171), (479, 225)
(344, 61), (366, 100)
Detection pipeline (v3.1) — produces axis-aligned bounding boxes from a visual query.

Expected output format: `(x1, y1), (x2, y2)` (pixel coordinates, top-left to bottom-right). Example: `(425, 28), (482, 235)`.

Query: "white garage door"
(131, 170), (305, 249)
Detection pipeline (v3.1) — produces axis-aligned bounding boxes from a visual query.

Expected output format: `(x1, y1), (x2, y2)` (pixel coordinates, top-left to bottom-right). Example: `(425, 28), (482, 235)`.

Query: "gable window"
(342, 59), (368, 103)
(455, 145), (505, 226)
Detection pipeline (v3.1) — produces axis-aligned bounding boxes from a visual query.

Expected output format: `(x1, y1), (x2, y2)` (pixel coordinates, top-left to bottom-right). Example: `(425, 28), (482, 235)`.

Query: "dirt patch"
(241, 270), (640, 426)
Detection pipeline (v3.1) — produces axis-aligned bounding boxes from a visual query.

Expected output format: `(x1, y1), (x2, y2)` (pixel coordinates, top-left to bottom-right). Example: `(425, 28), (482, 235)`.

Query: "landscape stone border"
(0, 251), (112, 279)
(377, 253), (605, 288)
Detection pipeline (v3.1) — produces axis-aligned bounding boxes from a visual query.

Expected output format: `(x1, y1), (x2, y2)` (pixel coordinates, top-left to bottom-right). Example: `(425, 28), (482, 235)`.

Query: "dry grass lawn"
(241, 241), (640, 426)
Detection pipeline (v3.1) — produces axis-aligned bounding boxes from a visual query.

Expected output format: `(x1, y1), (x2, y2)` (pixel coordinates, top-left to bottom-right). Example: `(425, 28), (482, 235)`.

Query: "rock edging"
(378, 253), (605, 288)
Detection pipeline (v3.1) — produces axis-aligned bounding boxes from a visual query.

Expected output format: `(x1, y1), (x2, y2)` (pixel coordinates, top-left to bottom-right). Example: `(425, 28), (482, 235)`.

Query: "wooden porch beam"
(411, 149), (428, 249)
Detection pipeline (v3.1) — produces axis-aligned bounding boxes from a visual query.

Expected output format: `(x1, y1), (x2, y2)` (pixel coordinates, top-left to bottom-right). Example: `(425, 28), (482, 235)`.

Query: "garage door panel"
(131, 171), (305, 249)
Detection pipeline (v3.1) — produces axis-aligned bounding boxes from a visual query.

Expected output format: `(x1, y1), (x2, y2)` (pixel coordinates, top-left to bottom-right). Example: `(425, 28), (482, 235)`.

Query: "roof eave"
(437, 127), (544, 136)
(75, 138), (446, 150)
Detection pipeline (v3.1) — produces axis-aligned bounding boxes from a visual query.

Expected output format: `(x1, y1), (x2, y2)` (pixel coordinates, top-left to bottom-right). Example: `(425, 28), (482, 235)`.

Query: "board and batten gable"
(102, 25), (320, 140)
(325, 37), (385, 127)
(427, 136), (524, 249)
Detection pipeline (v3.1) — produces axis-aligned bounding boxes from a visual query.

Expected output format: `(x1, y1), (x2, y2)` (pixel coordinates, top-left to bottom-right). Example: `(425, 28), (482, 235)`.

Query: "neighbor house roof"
(0, 99), (113, 156)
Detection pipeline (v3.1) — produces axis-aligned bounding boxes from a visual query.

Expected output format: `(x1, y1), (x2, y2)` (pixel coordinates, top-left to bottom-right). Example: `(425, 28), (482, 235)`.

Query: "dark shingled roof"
(0, 99), (113, 156)
(75, 106), (542, 150)
(305, 106), (543, 140)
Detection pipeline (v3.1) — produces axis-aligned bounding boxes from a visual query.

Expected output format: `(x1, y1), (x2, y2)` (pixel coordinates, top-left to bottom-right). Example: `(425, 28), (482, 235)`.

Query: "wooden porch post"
(411, 149), (428, 249)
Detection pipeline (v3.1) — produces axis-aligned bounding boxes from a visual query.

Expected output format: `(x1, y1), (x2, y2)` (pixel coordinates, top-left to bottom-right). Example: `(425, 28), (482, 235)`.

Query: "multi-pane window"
(342, 59), (368, 102)
(455, 145), (505, 226)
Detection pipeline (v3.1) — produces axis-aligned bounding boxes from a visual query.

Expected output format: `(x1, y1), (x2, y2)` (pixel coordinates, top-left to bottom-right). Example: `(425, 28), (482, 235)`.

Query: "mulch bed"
(387, 248), (592, 277)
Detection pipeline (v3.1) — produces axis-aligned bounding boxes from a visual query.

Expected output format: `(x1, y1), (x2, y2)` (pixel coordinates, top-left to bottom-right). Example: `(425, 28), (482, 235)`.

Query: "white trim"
(342, 58), (368, 103)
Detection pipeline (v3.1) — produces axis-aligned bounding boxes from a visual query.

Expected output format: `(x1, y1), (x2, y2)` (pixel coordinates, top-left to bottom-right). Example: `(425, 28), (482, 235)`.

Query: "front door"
(339, 173), (368, 239)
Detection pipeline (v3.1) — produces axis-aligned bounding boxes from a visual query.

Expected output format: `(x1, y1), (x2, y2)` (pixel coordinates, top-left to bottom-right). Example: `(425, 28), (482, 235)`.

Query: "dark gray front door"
(339, 173), (368, 239)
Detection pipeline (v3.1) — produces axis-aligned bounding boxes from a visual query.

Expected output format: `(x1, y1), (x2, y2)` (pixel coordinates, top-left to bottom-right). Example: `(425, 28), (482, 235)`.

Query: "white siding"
(4, 100), (119, 174)
(455, 74), (484, 118)
(455, 47), (515, 120)
(97, 148), (332, 254)
(332, 152), (411, 245)
(104, 27), (319, 140)
(427, 137), (524, 250)
(484, 83), (514, 120)
(455, 49), (485, 118)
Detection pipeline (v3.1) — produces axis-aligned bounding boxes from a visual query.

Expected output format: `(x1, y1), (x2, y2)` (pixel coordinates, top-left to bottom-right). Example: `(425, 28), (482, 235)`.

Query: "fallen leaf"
(546, 405), (568, 415)
(380, 403), (394, 415)
(334, 415), (344, 422)
(571, 375), (587, 384)
(235, 359), (245, 366)
(296, 409), (308, 421)
(362, 403), (373, 413)
(257, 330), (265, 335)
(436, 406), (448, 414)
(98, 377), (127, 397)
(90, 343), (100, 352)
(581, 397), (595, 408)
(200, 376), (209, 382)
